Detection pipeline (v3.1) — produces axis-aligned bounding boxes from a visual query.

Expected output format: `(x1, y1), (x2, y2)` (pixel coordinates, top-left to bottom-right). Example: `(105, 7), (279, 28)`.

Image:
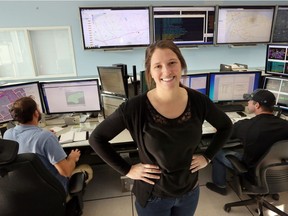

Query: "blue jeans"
(135, 185), (200, 216)
(212, 149), (243, 187)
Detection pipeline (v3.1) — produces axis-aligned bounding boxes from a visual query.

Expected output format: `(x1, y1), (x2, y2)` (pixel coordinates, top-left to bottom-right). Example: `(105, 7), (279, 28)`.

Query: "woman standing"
(89, 40), (232, 216)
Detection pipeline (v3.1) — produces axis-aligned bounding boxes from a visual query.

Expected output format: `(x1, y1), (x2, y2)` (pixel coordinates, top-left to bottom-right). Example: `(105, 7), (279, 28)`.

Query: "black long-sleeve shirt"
(89, 88), (232, 207)
(231, 113), (288, 168)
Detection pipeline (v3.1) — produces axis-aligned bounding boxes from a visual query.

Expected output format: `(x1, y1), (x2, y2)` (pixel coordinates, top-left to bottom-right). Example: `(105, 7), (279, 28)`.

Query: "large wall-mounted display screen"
(153, 6), (215, 46)
(272, 7), (288, 43)
(79, 7), (150, 49)
(216, 6), (274, 44)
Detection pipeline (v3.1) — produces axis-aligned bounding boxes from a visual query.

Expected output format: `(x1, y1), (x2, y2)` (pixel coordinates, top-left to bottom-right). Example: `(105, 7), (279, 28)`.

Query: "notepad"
(59, 131), (87, 144)
(59, 131), (74, 144)
(73, 131), (87, 142)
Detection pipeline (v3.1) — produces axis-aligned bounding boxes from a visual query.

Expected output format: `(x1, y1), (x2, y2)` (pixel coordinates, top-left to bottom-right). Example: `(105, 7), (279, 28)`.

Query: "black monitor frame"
(97, 66), (128, 98)
(208, 71), (262, 103)
(79, 7), (151, 50)
(0, 81), (44, 124)
(152, 6), (215, 46)
(272, 6), (288, 43)
(216, 6), (275, 45)
(263, 76), (288, 113)
(265, 43), (288, 77)
(39, 78), (102, 115)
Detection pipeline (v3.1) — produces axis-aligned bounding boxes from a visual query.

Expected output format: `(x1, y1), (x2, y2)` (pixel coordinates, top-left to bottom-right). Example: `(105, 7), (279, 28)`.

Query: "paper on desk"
(73, 131), (87, 142)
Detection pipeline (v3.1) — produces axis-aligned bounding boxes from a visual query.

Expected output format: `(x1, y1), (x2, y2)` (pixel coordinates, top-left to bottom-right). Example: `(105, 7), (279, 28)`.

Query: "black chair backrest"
(0, 139), (66, 216)
(255, 140), (288, 194)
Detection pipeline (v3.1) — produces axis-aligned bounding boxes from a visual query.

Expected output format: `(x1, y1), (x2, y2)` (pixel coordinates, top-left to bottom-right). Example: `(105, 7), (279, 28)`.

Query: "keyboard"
(216, 104), (245, 112)
(59, 131), (88, 144)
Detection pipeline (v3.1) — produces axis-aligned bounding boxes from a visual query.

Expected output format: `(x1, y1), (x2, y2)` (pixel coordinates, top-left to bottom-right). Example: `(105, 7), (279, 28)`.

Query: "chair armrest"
(68, 172), (85, 194)
(226, 155), (248, 174)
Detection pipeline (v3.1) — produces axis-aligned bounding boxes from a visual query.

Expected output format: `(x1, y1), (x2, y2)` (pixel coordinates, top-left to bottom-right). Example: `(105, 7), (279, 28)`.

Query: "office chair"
(0, 139), (86, 216)
(224, 140), (288, 216)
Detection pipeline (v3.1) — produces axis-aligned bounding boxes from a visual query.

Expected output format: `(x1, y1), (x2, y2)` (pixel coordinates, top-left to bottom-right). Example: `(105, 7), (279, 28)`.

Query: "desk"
(44, 111), (253, 149)
(202, 111), (255, 135)
(44, 117), (134, 150)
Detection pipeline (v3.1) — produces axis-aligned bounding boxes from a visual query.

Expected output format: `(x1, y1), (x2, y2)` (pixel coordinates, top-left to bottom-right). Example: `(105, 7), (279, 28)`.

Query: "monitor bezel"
(79, 6), (151, 50)
(39, 78), (102, 115)
(265, 43), (288, 77)
(208, 71), (262, 103)
(216, 6), (275, 45)
(263, 76), (288, 112)
(152, 6), (216, 46)
(272, 6), (288, 43)
(0, 81), (44, 125)
(97, 66), (128, 98)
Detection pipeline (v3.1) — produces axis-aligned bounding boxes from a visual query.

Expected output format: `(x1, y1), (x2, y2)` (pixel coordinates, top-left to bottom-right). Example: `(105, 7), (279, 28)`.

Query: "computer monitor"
(263, 76), (288, 112)
(208, 71), (262, 103)
(216, 6), (274, 44)
(180, 73), (208, 95)
(79, 7), (150, 49)
(272, 7), (288, 43)
(0, 82), (44, 124)
(140, 70), (148, 94)
(97, 66), (127, 98)
(153, 6), (215, 46)
(265, 44), (288, 77)
(40, 79), (101, 114)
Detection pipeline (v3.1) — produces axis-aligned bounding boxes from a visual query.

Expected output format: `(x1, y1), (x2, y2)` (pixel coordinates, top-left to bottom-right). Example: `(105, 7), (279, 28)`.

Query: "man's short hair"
(10, 96), (38, 124)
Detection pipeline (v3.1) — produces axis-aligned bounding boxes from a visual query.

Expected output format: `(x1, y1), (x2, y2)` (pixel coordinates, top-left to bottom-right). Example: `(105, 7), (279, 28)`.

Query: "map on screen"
(217, 7), (274, 44)
(0, 82), (43, 124)
(80, 8), (150, 49)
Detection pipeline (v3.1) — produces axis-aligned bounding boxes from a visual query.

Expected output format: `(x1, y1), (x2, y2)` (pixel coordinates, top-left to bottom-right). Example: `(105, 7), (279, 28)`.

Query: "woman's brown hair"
(145, 40), (187, 90)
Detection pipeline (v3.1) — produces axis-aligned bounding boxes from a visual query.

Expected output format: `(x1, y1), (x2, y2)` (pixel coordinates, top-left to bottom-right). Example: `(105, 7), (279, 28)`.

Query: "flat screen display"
(40, 79), (101, 114)
(180, 73), (208, 94)
(79, 7), (150, 49)
(272, 7), (288, 43)
(263, 76), (288, 112)
(97, 66), (127, 97)
(265, 44), (288, 77)
(153, 6), (215, 46)
(0, 82), (44, 124)
(216, 6), (274, 44)
(208, 71), (261, 102)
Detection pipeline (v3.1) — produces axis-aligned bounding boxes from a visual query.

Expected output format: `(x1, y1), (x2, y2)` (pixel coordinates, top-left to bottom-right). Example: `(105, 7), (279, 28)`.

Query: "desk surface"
(43, 111), (257, 148)
(44, 117), (133, 148)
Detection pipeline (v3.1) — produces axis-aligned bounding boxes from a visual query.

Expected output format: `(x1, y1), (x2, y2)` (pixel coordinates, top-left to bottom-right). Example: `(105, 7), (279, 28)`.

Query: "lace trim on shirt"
(146, 97), (192, 126)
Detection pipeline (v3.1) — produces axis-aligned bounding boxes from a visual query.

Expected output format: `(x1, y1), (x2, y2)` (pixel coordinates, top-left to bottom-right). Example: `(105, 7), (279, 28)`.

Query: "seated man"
(3, 96), (93, 195)
(206, 89), (288, 195)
